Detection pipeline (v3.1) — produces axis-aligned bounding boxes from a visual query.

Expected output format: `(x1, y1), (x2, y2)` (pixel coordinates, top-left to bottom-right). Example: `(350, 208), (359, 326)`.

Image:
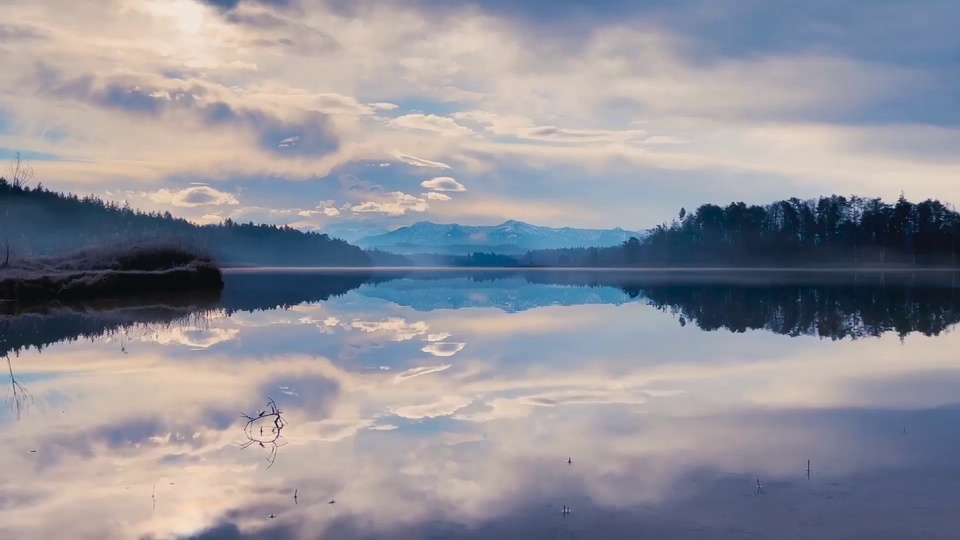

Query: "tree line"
(0, 176), (370, 267)
(517, 194), (960, 267)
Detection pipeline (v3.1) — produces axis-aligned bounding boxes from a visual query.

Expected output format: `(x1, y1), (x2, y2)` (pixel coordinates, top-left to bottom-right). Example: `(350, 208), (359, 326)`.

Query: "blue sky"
(0, 0), (958, 233)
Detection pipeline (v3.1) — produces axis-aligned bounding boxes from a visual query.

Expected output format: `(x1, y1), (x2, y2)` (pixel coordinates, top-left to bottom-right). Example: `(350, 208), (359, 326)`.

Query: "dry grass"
(0, 243), (222, 305)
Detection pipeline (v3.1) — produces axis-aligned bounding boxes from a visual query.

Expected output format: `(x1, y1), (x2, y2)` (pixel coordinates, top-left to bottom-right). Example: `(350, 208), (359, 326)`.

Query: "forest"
(0, 177), (370, 267)
(520, 194), (960, 267)
(6, 170), (960, 270)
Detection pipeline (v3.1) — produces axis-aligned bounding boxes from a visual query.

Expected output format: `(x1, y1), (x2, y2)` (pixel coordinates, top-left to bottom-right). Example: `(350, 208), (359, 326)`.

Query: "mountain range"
(355, 220), (645, 254)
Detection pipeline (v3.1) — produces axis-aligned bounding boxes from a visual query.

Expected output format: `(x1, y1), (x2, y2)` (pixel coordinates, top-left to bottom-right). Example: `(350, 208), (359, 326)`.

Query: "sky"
(0, 0), (958, 234)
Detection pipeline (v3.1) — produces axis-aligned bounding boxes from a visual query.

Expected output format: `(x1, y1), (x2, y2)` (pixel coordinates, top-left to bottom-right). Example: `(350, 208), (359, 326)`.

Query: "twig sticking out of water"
(240, 398), (287, 469)
(5, 354), (32, 420)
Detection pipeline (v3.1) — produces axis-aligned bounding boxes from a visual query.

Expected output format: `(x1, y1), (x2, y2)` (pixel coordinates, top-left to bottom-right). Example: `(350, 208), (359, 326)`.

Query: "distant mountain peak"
(356, 220), (645, 253)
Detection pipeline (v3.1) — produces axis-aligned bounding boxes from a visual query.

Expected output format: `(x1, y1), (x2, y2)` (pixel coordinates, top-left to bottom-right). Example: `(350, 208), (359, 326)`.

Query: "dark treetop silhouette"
(493, 195), (960, 268)
(0, 178), (370, 267)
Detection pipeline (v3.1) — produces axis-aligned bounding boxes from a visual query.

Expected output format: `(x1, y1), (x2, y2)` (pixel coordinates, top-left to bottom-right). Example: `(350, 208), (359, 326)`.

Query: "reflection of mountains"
(358, 274), (631, 312)
(219, 270), (379, 313)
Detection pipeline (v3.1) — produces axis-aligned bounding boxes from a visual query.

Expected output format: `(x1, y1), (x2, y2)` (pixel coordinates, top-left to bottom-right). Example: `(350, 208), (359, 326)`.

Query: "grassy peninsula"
(0, 244), (223, 309)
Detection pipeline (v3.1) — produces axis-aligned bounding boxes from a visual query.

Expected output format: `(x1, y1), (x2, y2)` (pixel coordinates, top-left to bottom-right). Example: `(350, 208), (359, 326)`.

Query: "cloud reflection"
(4, 273), (960, 538)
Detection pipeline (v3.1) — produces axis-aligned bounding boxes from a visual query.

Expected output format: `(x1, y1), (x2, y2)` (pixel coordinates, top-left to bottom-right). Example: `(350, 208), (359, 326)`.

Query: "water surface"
(3, 270), (960, 539)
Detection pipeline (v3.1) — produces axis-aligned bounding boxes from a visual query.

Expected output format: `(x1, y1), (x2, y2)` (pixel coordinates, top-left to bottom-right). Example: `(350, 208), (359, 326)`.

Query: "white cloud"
(453, 111), (649, 143)
(370, 102), (399, 110)
(350, 318), (430, 341)
(643, 135), (685, 145)
(424, 191), (452, 201)
(393, 364), (453, 383)
(392, 151), (453, 169)
(144, 186), (240, 208)
(390, 395), (473, 419)
(348, 192), (430, 216)
(388, 114), (474, 136)
(421, 342), (466, 357)
(420, 177), (467, 192)
(298, 202), (342, 218)
(193, 213), (223, 225)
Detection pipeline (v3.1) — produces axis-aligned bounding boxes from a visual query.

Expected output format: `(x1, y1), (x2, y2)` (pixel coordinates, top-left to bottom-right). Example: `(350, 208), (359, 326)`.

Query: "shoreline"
(221, 265), (960, 273)
(0, 262), (224, 308)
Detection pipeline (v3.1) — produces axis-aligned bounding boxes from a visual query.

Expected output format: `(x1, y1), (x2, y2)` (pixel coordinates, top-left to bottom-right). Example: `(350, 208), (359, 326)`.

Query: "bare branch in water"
(5, 354), (33, 420)
(240, 398), (287, 469)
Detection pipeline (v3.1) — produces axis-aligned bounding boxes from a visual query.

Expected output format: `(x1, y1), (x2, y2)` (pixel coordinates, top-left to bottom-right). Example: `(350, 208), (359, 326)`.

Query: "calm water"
(3, 270), (960, 539)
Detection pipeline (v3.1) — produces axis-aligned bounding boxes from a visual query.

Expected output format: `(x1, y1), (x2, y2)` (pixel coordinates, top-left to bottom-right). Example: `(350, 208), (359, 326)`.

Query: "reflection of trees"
(0, 290), (222, 357)
(406, 269), (960, 340)
(0, 272), (386, 355)
(633, 282), (960, 340)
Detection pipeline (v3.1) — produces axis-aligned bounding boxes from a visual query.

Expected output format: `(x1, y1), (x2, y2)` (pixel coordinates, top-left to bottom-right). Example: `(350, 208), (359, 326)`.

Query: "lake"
(3, 269), (960, 539)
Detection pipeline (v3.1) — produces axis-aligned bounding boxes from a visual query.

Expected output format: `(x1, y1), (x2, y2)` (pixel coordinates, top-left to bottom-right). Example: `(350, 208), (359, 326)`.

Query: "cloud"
(144, 186), (240, 207)
(392, 151), (452, 169)
(197, 0), (295, 11)
(0, 23), (47, 42)
(424, 191), (452, 201)
(350, 318), (430, 341)
(643, 135), (684, 145)
(428, 196), (597, 226)
(2, 0), (960, 231)
(420, 177), (466, 192)
(392, 364), (453, 383)
(297, 201), (341, 218)
(421, 342), (466, 357)
(195, 213), (224, 225)
(390, 395), (473, 419)
(348, 192), (430, 216)
(452, 111), (649, 144)
(388, 114), (474, 136)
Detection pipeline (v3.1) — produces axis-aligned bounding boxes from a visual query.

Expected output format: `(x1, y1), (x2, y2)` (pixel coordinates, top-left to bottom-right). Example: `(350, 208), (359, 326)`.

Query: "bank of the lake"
(0, 245), (224, 311)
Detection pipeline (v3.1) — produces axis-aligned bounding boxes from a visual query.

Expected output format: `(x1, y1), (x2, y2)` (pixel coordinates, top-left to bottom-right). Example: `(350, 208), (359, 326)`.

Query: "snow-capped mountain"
(322, 223), (391, 243)
(356, 220), (645, 252)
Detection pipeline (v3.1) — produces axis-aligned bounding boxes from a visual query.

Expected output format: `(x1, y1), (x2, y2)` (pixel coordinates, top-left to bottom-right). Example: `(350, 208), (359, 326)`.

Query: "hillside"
(356, 220), (644, 253)
(0, 179), (370, 267)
